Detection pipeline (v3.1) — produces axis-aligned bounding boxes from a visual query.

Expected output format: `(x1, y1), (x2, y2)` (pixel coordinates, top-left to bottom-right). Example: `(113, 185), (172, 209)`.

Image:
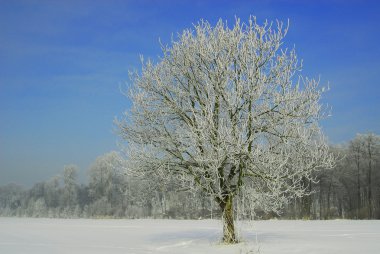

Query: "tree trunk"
(319, 180), (323, 219)
(367, 141), (373, 219)
(356, 154), (361, 219)
(301, 179), (312, 219)
(326, 182), (332, 219)
(220, 195), (237, 244)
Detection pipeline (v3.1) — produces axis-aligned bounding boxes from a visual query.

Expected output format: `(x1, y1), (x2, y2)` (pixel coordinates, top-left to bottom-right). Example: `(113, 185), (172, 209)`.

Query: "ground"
(0, 218), (379, 254)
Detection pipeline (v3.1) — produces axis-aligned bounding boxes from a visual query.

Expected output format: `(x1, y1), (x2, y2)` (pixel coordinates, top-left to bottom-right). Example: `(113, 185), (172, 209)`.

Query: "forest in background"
(1, 133), (379, 220)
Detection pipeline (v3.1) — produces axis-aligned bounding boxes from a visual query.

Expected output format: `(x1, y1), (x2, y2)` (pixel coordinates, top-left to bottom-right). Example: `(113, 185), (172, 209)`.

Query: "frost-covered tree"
(63, 165), (79, 208)
(44, 175), (61, 208)
(117, 17), (334, 243)
(88, 151), (126, 212)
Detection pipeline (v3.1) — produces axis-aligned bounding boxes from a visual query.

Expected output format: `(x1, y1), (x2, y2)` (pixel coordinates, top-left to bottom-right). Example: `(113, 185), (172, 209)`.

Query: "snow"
(0, 218), (379, 254)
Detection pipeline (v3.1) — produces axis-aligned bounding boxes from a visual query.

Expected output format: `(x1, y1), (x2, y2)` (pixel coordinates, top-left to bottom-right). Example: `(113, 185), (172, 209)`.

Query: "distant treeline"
(1, 133), (379, 220)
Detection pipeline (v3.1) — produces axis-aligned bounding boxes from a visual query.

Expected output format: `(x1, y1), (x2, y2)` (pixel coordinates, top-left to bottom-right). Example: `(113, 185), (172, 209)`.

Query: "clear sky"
(1, 0), (379, 186)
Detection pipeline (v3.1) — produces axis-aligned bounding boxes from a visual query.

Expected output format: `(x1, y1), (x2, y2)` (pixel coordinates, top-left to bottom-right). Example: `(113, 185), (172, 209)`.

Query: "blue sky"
(1, 0), (379, 186)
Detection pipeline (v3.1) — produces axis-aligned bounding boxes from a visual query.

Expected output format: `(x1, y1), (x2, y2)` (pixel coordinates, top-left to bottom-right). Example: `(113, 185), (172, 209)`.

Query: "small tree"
(117, 17), (334, 243)
(63, 165), (79, 209)
(88, 152), (126, 208)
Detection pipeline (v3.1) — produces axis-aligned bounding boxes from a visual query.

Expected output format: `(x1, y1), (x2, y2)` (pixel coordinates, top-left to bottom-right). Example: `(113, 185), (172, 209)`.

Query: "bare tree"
(117, 17), (334, 243)
(360, 133), (380, 218)
(349, 137), (363, 218)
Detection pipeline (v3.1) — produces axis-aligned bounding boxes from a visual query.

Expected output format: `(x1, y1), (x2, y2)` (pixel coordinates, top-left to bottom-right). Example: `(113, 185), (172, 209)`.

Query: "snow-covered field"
(0, 218), (379, 254)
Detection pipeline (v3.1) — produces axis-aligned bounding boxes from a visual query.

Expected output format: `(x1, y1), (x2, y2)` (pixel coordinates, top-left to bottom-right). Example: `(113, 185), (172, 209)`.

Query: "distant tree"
(0, 183), (24, 216)
(44, 175), (61, 208)
(358, 133), (380, 218)
(63, 165), (79, 208)
(349, 135), (364, 218)
(117, 17), (334, 243)
(87, 151), (126, 215)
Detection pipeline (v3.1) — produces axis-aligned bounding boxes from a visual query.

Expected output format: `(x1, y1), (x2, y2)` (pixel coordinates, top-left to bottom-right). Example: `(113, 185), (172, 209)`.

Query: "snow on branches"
(117, 16), (334, 243)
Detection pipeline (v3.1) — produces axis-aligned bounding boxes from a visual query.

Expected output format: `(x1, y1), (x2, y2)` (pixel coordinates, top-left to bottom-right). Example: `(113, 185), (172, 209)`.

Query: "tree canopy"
(117, 17), (334, 243)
